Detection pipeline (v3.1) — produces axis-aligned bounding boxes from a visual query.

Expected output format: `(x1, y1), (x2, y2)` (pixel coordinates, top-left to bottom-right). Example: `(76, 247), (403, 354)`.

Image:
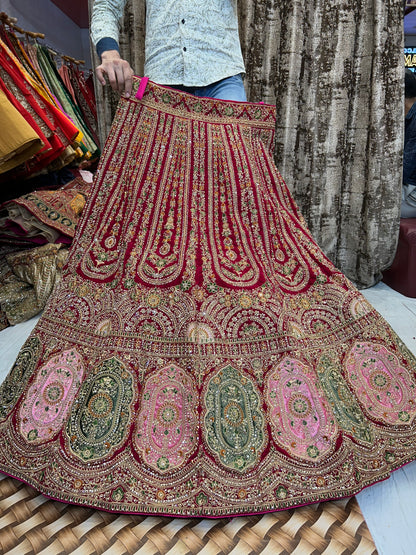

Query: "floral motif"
(275, 486), (288, 500)
(111, 486), (125, 502)
(196, 492), (208, 506)
(19, 349), (85, 444)
(134, 364), (198, 473)
(265, 357), (337, 461)
(204, 365), (265, 472)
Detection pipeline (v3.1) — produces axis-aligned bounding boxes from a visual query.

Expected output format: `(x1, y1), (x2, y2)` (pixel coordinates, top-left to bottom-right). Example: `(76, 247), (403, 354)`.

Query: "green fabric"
(36, 45), (99, 156)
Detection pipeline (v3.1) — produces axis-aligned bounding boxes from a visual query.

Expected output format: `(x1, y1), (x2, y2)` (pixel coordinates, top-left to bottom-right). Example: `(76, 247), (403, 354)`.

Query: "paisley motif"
(66, 358), (135, 461)
(203, 365), (265, 472)
(345, 342), (416, 425)
(266, 357), (337, 461)
(134, 364), (198, 473)
(0, 337), (41, 421)
(19, 350), (84, 444)
(317, 353), (373, 444)
(135, 118), (192, 286)
(207, 125), (264, 288)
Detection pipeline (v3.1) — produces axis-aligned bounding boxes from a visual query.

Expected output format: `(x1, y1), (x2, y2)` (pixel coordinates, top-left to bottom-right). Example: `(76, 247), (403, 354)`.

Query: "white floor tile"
(361, 281), (416, 357)
(0, 314), (41, 383)
(356, 461), (416, 555)
(358, 282), (416, 554)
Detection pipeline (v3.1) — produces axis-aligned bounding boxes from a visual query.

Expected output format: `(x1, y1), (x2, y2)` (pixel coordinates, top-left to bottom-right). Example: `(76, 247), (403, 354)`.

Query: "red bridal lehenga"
(1, 77), (416, 517)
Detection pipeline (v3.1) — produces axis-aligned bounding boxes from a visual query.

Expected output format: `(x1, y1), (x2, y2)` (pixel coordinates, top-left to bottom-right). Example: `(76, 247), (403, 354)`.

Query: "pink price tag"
(135, 77), (149, 100)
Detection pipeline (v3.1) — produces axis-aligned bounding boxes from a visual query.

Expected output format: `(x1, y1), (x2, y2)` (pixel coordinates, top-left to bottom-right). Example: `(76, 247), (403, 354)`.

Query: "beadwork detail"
(0, 78), (416, 517)
(345, 342), (416, 425)
(66, 358), (135, 461)
(134, 364), (198, 472)
(204, 365), (265, 471)
(0, 337), (41, 421)
(266, 357), (337, 461)
(317, 353), (373, 444)
(19, 350), (84, 444)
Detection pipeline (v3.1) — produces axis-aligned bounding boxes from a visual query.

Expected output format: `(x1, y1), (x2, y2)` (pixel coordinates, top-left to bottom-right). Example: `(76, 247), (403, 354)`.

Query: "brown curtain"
(89, 0), (404, 288)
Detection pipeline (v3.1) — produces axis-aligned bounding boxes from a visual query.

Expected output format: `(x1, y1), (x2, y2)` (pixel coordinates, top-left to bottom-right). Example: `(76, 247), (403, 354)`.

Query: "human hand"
(95, 50), (134, 97)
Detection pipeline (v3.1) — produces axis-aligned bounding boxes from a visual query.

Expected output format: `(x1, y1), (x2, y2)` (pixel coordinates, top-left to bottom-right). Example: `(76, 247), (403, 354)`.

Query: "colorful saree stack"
(0, 23), (99, 181)
(0, 78), (415, 517)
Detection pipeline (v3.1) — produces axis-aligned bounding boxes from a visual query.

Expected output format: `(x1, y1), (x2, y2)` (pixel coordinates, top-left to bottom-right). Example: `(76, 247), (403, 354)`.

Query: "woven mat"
(0, 473), (377, 555)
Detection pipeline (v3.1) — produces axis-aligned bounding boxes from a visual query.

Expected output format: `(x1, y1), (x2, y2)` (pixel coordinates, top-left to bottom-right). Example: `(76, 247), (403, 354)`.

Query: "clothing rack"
(0, 11), (85, 66)
(62, 55), (85, 66)
(0, 7), (100, 182)
(0, 12), (45, 40)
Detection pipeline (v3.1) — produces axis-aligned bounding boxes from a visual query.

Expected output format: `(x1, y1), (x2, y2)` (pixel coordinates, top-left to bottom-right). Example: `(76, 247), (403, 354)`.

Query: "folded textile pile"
(0, 243), (68, 328)
(0, 174), (92, 328)
(0, 176), (91, 245)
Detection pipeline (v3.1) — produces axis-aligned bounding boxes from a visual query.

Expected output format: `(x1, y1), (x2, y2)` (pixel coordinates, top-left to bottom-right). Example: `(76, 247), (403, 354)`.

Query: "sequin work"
(0, 78), (416, 517)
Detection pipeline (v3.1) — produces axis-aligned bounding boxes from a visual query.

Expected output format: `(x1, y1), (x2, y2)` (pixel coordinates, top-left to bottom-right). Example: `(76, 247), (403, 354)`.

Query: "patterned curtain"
(88, 0), (404, 288)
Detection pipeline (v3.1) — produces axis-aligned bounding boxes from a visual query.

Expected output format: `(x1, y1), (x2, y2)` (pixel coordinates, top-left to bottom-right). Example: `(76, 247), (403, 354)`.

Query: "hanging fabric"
(0, 12), (99, 331)
(0, 89), (43, 174)
(0, 14), (100, 184)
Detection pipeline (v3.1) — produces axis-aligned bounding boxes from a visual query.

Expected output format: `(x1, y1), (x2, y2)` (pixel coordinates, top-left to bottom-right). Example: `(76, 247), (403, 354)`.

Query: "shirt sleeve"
(90, 0), (127, 47)
(96, 37), (120, 57)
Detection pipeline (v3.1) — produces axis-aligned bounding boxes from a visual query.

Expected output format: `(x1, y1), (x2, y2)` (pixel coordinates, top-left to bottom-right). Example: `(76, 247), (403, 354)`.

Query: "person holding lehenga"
(91, 0), (247, 101)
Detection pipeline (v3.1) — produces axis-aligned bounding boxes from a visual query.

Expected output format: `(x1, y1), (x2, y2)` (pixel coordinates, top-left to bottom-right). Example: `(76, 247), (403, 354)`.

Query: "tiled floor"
(357, 282), (416, 555)
(0, 281), (415, 554)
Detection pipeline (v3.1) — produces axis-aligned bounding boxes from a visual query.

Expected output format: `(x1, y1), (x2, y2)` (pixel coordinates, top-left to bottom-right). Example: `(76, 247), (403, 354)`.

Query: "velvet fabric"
(88, 0), (404, 287)
(0, 79), (415, 517)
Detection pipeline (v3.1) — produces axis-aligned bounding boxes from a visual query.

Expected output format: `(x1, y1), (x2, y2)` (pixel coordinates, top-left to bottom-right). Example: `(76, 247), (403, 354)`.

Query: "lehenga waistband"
(129, 76), (276, 128)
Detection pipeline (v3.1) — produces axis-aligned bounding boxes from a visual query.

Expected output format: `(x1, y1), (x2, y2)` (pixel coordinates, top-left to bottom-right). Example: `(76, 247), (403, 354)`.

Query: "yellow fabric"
(15, 36), (58, 107)
(0, 38), (85, 153)
(0, 89), (43, 174)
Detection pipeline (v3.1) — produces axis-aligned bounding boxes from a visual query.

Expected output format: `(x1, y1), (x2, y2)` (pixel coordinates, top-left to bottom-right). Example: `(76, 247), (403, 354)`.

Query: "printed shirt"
(90, 0), (246, 87)
(404, 101), (416, 186)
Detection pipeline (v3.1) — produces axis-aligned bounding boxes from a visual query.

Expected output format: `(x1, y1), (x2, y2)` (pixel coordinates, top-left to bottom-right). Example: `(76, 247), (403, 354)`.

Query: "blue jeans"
(171, 74), (247, 102)
(401, 184), (416, 218)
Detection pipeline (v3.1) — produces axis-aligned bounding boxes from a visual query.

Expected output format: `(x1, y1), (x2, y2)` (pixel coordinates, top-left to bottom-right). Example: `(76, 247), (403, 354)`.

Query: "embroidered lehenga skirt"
(1, 78), (416, 517)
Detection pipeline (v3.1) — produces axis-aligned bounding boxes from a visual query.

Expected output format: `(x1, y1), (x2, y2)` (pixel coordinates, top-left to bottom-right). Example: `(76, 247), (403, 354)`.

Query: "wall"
(0, 0), (92, 68)
(406, 35), (416, 47)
